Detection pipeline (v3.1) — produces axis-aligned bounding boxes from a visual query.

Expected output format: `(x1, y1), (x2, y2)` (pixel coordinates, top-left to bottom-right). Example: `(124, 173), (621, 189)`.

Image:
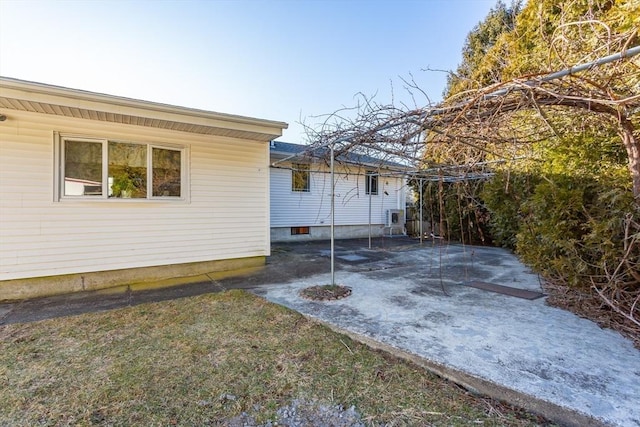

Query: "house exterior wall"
(270, 161), (406, 242)
(0, 109), (272, 297)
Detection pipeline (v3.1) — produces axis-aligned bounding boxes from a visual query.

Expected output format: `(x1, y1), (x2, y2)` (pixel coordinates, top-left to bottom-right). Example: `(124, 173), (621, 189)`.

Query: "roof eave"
(0, 77), (288, 141)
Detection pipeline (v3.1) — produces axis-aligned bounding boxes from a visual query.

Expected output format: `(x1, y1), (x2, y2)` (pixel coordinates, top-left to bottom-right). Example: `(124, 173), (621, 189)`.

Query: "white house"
(270, 141), (408, 241)
(0, 77), (287, 300)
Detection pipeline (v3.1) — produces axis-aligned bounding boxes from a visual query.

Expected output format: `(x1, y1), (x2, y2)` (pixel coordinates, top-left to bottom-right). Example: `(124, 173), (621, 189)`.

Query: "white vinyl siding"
(270, 162), (405, 227)
(0, 110), (270, 281)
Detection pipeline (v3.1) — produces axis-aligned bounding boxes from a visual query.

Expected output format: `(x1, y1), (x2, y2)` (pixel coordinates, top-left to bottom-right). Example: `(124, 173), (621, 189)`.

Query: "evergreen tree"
(444, 0), (522, 97)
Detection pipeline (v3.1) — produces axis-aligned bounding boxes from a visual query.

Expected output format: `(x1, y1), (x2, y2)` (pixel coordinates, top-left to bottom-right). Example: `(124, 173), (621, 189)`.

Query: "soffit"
(0, 78), (287, 142)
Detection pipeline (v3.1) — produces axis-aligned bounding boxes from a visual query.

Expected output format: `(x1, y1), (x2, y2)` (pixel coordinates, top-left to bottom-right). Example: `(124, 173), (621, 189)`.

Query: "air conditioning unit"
(387, 209), (404, 227)
(386, 209), (405, 236)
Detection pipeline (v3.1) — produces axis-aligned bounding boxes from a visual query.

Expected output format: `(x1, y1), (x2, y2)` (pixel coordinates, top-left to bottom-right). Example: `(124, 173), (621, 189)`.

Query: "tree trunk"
(619, 116), (640, 203)
(545, 97), (640, 204)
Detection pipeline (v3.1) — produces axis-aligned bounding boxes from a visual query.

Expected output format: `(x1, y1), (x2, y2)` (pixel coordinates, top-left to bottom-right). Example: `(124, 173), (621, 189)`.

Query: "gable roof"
(0, 77), (287, 142)
(270, 141), (408, 171)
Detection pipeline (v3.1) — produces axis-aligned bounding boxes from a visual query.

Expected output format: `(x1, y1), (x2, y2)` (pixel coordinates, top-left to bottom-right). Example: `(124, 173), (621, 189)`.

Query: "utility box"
(386, 209), (405, 236)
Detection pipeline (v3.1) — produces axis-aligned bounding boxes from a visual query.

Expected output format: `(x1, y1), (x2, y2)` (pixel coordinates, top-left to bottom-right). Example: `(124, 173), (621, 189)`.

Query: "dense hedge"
(411, 155), (638, 290)
(482, 171), (638, 289)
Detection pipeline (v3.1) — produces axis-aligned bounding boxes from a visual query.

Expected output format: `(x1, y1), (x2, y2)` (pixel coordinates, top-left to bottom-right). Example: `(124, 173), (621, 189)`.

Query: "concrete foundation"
(0, 256), (265, 302)
(271, 224), (405, 242)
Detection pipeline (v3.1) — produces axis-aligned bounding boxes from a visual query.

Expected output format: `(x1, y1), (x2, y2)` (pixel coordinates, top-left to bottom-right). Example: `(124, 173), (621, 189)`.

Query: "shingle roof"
(270, 141), (407, 170)
(270, 141), (308, 155)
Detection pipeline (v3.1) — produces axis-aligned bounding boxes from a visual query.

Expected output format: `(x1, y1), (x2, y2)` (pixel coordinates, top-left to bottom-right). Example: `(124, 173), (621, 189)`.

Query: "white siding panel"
(0, 110), (270, 280)
(270, 162), (406, 228)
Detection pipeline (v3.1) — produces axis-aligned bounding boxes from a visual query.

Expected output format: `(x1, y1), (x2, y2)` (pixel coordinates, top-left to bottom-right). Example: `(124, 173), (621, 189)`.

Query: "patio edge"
(317, 319), (611, 427)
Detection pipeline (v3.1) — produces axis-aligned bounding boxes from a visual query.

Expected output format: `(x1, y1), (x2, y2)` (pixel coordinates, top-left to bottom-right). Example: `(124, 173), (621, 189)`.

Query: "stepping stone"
(465, 281), (545, 300)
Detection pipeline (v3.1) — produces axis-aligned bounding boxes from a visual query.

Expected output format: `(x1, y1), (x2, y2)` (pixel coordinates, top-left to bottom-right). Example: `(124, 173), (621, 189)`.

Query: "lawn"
(0, 290), (552, 426)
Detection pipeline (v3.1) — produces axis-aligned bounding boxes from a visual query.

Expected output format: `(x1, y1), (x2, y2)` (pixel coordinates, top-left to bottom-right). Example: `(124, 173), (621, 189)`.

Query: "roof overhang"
(269, 142), (410, 172)
(0, 77), (288, 142)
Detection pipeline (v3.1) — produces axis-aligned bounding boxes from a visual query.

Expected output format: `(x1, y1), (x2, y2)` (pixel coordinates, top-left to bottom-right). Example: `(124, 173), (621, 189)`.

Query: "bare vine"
(306, 25), (639, 196)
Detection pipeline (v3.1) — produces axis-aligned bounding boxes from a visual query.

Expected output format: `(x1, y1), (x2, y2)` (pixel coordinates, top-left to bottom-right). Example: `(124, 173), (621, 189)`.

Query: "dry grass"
(0, 290), (553, 426)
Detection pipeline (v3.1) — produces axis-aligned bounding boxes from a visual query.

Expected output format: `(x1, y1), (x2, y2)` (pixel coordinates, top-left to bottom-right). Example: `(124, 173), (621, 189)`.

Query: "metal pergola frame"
(271, 142), (498, 285)
(272, 46), (640, 285)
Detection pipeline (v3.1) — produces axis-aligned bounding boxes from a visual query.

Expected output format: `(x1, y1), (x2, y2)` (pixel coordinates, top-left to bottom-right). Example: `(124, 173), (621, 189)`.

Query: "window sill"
(57, 197), (188, 203)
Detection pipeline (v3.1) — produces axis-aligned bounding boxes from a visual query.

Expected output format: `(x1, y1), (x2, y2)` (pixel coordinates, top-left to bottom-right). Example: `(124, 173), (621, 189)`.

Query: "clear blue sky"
(0, 0), (496, 142)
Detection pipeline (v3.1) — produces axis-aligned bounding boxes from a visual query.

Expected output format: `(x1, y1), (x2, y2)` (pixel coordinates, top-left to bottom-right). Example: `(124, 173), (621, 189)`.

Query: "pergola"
(280, 44), (640, 285)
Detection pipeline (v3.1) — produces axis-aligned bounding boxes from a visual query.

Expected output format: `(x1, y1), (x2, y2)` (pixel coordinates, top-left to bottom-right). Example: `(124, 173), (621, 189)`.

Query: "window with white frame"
(365, 171), (378, 195)
(58, 135), (185, 200)
(292, 163), (310, 192)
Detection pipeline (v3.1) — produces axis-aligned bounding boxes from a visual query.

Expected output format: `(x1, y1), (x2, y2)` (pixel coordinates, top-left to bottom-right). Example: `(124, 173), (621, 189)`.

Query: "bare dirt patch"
(299, 284), (353, 301)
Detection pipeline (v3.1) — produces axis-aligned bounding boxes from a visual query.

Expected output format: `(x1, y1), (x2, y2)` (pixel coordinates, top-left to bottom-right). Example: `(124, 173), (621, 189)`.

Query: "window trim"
(365, 171), (378, 195)
(55, 133), (188, 202)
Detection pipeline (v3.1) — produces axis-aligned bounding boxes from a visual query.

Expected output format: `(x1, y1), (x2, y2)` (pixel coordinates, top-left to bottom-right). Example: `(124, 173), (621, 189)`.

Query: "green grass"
(0, 290), (552, 426)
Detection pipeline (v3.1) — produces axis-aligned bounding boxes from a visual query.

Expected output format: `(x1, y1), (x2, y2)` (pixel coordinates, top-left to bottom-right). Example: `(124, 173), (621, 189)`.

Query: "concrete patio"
(252, 238), (640, 427)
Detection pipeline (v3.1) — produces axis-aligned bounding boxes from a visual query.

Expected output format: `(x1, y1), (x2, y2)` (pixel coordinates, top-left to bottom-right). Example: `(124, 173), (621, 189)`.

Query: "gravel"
(224, 399), (366, 427)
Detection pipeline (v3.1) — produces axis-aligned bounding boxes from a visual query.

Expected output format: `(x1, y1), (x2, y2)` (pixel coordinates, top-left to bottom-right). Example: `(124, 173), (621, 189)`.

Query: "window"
(292, 163), (310, 192)
(109, 142), (147, 198)
(291, 226), (310, 235)
(365, 171), (378, 195)
(59, 135), (185, 200)
(63, 140), (103, 196)
(152, 147), (182, 197)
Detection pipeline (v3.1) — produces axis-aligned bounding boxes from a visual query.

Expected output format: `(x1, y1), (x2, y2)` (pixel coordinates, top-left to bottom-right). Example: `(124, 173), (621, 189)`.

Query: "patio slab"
(252, 241), (640, 427)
